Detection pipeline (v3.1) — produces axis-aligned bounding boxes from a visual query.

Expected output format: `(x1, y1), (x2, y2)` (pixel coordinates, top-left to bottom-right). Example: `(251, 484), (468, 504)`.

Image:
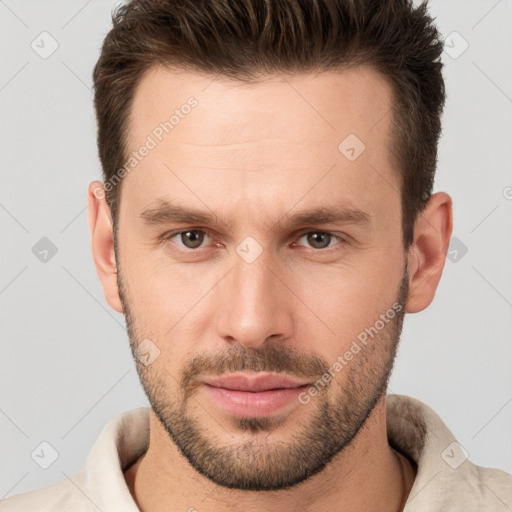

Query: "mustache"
(180, 343), (330, 397)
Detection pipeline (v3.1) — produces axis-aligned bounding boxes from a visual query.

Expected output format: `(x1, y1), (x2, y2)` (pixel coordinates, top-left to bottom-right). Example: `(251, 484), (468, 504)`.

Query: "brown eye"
(164, 230), (209, 249)
(180, 230), (205, 248)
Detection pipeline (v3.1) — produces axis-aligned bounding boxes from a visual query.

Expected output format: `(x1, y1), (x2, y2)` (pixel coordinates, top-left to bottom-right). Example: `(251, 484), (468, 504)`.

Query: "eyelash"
(160, 228), (348, 253)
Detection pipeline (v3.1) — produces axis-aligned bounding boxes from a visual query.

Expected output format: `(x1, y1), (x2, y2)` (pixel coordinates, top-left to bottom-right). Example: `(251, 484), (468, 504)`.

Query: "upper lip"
(202, 373), (311, 392)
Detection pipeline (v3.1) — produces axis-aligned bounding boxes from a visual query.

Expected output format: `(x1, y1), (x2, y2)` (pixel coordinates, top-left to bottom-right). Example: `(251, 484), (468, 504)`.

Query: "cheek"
(122, 257), (220, 355)
(290, 258), (402, 356)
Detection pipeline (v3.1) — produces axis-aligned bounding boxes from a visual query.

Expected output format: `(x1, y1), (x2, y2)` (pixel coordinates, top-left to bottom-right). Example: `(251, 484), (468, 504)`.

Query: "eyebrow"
(139, 201), (371, 230)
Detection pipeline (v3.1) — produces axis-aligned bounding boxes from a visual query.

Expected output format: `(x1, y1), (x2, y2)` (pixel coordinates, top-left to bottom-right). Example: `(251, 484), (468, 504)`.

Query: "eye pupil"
(307, 232), (331, 249)
(182, 230), (204, 248)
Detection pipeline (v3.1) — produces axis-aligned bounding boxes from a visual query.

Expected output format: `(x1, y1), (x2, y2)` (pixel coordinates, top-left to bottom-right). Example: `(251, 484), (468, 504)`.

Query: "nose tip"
(225, 331), (283, 351)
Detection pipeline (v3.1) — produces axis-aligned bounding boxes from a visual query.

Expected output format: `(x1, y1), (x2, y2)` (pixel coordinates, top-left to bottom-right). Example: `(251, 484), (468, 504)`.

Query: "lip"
(202, 372), (311, 392)
(201, 372), (311, 418)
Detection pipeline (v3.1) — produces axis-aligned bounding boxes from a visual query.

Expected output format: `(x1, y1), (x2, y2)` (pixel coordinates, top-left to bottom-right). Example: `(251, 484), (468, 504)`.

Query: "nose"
(215, 243), (294, 349)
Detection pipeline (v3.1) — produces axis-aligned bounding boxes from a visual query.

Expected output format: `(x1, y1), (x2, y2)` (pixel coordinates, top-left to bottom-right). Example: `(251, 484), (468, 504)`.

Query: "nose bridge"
(215, 240), (291, 348)
(234, 242), (276, 304)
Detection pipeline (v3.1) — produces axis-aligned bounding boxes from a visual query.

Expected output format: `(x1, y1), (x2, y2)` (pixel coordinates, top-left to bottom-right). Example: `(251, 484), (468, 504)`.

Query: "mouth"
(201, 372), (312, 418)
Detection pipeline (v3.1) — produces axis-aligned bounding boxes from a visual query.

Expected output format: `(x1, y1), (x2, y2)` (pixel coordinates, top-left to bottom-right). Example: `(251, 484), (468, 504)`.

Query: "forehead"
(121, 65), (399, 227)
(127, 64), (395, 147)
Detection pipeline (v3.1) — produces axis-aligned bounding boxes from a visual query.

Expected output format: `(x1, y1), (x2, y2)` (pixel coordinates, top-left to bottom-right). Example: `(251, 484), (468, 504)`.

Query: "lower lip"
(202, 384), (309, 418)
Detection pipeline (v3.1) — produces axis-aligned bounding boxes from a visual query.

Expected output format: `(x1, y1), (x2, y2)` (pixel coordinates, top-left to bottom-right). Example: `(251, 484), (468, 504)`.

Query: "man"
(3, 0), (511, 511)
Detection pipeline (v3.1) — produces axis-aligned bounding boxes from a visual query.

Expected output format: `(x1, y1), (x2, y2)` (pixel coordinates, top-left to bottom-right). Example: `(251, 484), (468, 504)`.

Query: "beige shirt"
(2, 394), (511, 511)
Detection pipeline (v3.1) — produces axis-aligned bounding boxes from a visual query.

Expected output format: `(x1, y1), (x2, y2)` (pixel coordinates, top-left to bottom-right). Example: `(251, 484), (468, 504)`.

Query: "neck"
(125, 394), (416, 512)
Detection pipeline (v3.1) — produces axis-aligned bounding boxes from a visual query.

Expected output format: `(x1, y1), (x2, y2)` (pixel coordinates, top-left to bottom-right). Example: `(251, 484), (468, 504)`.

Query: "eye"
(296, 231), (345, 250)
(164, 229), (211, 249)
(161, 229), (346, 253)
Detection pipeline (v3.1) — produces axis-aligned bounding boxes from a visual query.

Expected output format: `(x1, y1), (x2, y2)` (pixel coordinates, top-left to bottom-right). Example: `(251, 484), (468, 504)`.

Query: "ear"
(87, 181), (123, 313)
(405, 192), (453, 314)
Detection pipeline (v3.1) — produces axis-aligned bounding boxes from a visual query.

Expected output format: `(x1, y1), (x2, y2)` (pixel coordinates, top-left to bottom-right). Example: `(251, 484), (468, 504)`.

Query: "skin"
(87, 65), (452, 511)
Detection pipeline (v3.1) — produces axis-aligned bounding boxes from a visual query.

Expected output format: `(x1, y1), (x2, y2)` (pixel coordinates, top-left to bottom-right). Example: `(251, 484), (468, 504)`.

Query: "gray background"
(1, 0), (511, 500)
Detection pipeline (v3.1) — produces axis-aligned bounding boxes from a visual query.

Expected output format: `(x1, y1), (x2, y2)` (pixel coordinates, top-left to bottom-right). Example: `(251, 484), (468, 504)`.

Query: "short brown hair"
(93, 0), (446, 250)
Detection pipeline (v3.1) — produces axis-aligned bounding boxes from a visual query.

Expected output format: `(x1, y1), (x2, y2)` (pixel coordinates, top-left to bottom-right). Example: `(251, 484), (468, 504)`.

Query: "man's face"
(115, 66), (409, 490)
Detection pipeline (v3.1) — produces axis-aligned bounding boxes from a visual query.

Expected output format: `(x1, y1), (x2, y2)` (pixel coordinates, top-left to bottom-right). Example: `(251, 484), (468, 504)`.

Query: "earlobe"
(87, 181), (123, 313)
(405, 192), (453, 314)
